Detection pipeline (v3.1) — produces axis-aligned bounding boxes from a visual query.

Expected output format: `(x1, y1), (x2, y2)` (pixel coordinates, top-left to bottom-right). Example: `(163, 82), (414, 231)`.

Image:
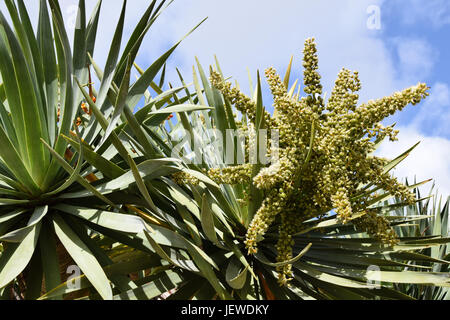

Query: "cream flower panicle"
(205, 38), (429, 285)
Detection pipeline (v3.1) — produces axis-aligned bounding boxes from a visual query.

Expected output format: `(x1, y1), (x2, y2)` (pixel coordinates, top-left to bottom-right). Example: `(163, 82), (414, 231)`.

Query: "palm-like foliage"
(0, 0), (205, 300)
(389, 184), (449, 299)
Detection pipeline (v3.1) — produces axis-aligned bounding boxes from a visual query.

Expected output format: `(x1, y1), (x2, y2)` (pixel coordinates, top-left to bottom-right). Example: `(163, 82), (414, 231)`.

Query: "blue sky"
(1, 0), (449, 197)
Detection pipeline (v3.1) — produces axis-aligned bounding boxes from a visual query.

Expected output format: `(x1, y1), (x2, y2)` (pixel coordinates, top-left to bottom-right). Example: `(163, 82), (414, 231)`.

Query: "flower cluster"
(207, 38), (429, 285)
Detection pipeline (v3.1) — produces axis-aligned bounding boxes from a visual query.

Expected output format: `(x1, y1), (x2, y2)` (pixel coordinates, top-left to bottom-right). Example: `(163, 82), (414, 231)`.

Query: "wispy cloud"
(394, 38), (438, 82)
(409, 82), (450, 137)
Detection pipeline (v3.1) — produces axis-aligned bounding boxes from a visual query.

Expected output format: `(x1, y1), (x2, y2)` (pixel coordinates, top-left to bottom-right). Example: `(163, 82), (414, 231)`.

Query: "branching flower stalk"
(206, 38), (429, 286)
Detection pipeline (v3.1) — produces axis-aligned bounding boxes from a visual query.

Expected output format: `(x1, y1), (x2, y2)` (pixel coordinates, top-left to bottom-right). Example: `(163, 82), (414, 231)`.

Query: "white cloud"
(146, 0), (396, 101)
(376, 126), (450, 198)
